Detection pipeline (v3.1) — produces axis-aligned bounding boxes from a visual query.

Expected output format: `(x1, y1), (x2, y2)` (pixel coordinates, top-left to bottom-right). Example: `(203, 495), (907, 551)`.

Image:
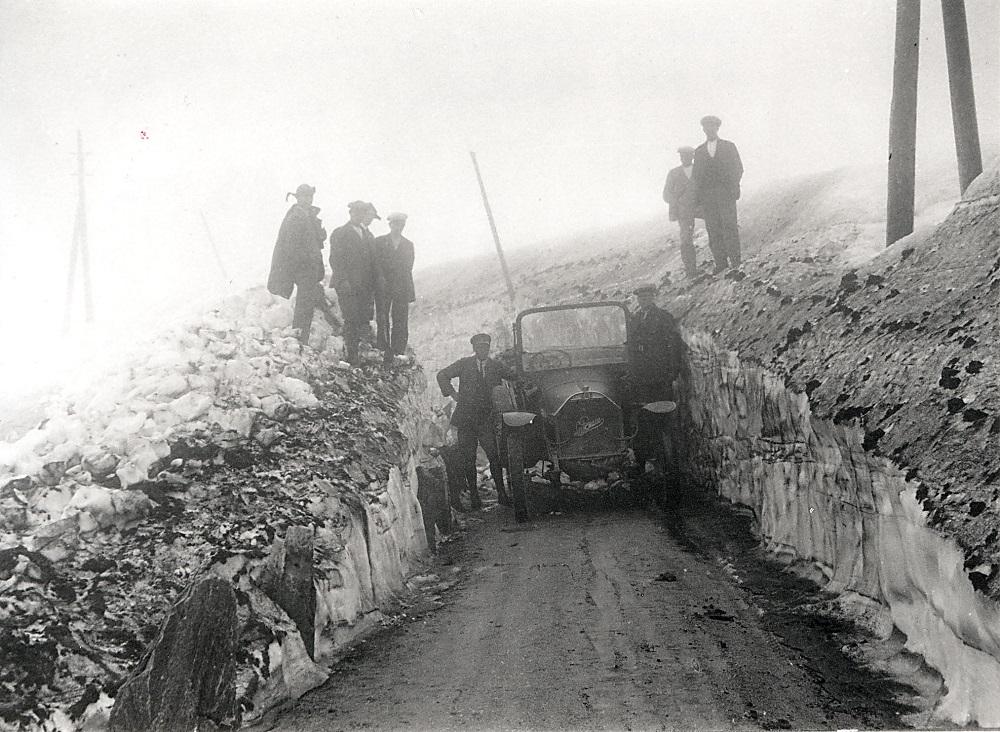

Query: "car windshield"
(520, 305), (627, 351)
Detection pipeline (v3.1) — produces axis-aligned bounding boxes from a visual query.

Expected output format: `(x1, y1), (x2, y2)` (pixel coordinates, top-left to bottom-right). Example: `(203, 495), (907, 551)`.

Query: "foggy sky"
(0, 0), (997, 400)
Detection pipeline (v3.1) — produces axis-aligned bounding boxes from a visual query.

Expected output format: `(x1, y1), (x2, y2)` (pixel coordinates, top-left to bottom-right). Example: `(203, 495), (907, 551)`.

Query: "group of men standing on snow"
(663, 115), (744, 277)
(267, 187), (415, 366)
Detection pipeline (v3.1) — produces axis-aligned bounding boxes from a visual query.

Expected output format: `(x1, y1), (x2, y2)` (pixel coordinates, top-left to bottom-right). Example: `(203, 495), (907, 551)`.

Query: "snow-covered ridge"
(0, 287), (339, 547)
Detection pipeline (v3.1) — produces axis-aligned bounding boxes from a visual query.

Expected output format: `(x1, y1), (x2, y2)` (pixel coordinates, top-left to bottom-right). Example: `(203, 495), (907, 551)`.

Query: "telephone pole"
(886, 0), (920, 247)
(64, 130), (94, 331)
(941, 0), (982, 194)
(470, 151), (516, 305)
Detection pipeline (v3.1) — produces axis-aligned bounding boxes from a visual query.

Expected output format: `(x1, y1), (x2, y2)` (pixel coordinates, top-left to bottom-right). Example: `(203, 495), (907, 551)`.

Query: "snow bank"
(680, 329), (1000, 727)
(0, 286), (342, 546)
(0, 283), (454, 729)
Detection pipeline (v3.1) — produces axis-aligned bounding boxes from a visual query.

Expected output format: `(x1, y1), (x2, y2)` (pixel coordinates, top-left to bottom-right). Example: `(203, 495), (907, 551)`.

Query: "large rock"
(257, 525), (316, 659)
(109, 576), (238, 732)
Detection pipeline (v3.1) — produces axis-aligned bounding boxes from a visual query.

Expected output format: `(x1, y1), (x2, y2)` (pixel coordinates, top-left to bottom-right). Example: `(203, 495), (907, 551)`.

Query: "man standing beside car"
(628, 283), (685, 477)
(437, 333), (512, 509)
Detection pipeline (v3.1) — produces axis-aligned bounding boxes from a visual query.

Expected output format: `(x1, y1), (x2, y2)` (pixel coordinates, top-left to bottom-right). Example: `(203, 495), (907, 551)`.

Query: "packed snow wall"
(0, 288), (451, 730)
(670, 162), (1000, 728)
(675, 330), (1000, 727)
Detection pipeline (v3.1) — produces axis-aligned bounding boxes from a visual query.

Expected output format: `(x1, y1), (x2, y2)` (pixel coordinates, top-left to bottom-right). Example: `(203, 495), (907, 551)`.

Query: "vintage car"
(492, 301), (675, 522)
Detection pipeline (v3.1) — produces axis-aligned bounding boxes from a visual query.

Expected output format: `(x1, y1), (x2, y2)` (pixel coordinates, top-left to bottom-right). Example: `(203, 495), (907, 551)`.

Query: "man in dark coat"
(437, 333), (512, 509)
(267, 184), (331, 344)
(373, 211), (416, 364)
(662, 145), (699, 279)
(691, 115), (743, 273)
(628, 284), (685, 473)
(329, 201), (379, 364)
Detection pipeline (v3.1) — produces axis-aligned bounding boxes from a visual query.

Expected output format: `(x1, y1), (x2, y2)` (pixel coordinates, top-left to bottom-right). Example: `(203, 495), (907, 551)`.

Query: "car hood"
(530, 367), (622, 415)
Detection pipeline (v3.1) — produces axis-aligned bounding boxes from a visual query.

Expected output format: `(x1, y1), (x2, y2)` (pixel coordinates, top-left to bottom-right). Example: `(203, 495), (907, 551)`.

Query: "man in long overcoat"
(663, 145), (699, 279)
(691, 115), (744, 273)
(628, 284), (685, 473)
(437, 333), (512, 509)
(267, 184), (328, 344)
(373, 211), (416, 363)
(329, 201), (379, 363)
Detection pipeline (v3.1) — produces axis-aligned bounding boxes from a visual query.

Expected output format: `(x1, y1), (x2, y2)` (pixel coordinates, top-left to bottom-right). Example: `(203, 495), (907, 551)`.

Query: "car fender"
(502, 411), (537, 428)
(641, 400), (677, 414)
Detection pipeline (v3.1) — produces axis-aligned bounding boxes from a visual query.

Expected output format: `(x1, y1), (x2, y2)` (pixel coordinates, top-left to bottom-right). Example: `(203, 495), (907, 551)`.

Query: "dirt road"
(272, 494), (917, 731)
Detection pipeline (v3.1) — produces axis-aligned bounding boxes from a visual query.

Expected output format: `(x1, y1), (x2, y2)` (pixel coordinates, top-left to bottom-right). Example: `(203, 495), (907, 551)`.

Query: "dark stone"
(962, 336), (978, 349)
(80, 556), (117, 573)
(865, 274), (885, 287)
(963, 408), (989, 423)
(862, 429), (885, 452)
(946, 397), (966, 414)
(966, 360), (984, 374)
(939, 367), (962, 389)
(416, 463), (452, 550)
(804, 379), (822, 397)
(969, 501), (987, 517)
(109, 576), (239, 732)
(259, 526), (316, 660)
(222, 447), (254, 469)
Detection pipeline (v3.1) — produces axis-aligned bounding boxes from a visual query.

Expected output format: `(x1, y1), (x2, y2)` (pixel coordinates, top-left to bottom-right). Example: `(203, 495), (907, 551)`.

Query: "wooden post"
(199, 210), (230, 280)
(63, 130), (94, 331)
(886, 0), (921, 247)
(470, 151), (516, 305)
(942, 0), (983, 194)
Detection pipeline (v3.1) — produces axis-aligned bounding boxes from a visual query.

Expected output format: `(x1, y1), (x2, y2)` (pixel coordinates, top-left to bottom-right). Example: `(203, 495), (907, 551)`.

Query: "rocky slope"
(0, 290), (446, 730)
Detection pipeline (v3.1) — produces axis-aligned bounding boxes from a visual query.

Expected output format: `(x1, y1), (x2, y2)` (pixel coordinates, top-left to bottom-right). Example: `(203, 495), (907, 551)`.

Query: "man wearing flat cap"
(373, 212), (416, 365)
(691, 115), (744, 273)
(628, 284), (685, 475)
(663, 146), (700, 279)
(329, 201), (380, 363)
(267, 184), (335, 344)
(437, 333), (513, 509)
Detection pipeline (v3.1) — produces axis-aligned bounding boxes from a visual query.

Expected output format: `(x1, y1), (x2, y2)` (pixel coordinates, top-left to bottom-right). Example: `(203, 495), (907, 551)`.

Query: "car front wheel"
(505, 432), (530, 523)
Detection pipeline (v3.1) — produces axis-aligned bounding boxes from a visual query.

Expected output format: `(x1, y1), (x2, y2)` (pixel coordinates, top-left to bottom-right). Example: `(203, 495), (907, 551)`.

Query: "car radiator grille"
(555, 394), (624, 459)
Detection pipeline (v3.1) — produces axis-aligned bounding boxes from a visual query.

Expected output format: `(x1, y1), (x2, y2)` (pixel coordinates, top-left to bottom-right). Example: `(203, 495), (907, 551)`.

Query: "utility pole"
(63, 129), (94, 331)
(199, 210), (230, 280)
(886, 0), (921, 247)
(941, 0), (982, 194)
(470, 151), (516, 305)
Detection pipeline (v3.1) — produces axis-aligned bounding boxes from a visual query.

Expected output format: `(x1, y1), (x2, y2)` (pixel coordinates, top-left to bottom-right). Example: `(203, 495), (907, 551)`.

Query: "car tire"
(506, 432), (530, 523)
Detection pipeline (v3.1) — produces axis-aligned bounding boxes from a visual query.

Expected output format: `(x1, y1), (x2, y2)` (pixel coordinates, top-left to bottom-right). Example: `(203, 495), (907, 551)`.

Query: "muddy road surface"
(271, 492), (919, 731)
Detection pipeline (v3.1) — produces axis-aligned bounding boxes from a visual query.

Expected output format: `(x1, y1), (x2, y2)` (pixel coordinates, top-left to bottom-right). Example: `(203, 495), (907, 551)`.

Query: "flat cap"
(677, 145), (696, 154)
(470, 333), (492, 346)
(633, 283), (658, 295)
(386, 211), (408, 222)
(700, 115), (722, 127)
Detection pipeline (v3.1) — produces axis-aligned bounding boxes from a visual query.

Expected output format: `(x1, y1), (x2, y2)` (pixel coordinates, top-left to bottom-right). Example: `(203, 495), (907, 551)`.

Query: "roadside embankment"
(0, 288), (449, 730)
(412, 158), (1000, 727)
(669, 161), (1000, 727)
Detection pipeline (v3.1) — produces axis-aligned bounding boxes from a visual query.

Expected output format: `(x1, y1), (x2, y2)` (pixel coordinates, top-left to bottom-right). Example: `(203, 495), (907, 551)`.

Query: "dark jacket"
(692, 138), (743, 204)
(437, 356), (512, 429)
(629, 304), (685, 384)
(662, 165), (697, 222)
(267, 204), (325, 299)
(329, 222), (377, 297)
(373, 234), (416, 303)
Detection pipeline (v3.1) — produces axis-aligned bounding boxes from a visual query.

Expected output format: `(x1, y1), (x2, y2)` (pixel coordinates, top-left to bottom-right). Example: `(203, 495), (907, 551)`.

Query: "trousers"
(677, 217), (696, 276)
(376, 297), (410, 356)
(702, 196), (740, 269)
(336, 288), (371, 362)
(456, 419), (507, 507)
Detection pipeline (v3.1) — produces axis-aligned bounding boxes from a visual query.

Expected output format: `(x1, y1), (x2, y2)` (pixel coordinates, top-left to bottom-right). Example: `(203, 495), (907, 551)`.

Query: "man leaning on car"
(437, 333), (513, 510)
